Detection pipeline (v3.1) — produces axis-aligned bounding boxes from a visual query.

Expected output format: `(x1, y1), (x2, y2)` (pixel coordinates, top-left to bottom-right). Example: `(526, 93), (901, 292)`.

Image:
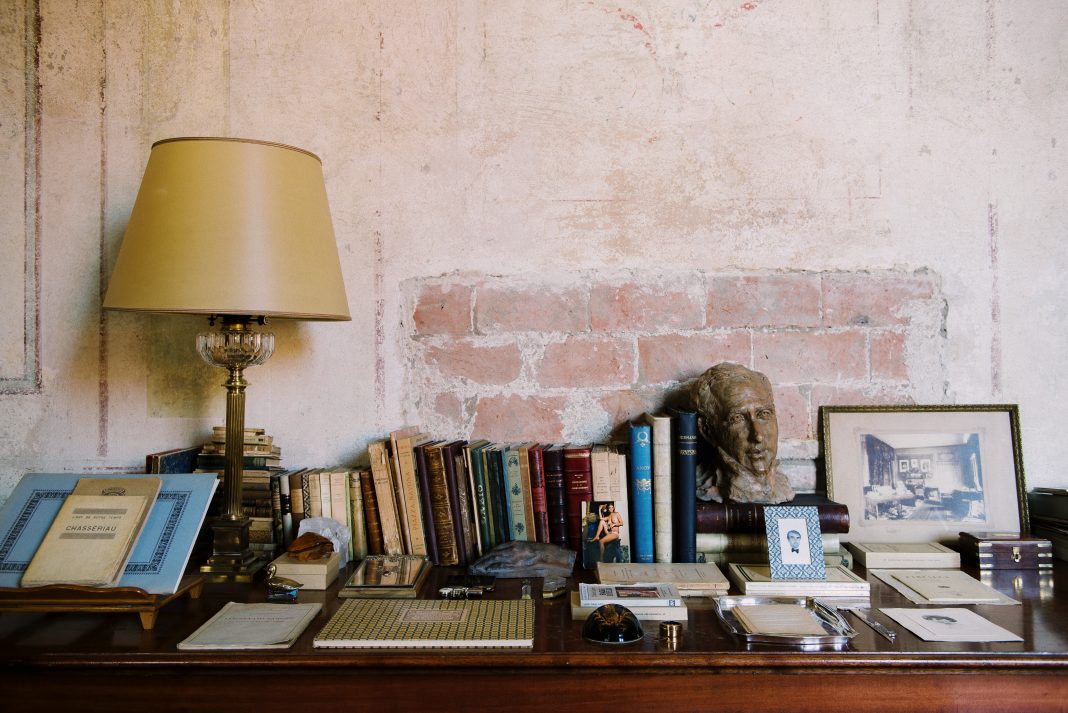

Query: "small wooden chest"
(958, 531), (1053, 570)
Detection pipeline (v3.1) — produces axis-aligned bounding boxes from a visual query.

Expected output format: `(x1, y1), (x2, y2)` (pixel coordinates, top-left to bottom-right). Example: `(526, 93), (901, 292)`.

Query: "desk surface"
(2, 563), (1067, 713)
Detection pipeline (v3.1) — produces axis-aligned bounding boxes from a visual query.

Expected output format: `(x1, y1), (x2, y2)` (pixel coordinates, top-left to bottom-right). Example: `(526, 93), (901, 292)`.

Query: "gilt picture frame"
(820, 405), (1026, 545)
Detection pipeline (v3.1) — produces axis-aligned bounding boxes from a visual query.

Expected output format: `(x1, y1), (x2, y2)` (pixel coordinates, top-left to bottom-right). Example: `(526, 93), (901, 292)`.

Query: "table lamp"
(103, 137), (350, 582)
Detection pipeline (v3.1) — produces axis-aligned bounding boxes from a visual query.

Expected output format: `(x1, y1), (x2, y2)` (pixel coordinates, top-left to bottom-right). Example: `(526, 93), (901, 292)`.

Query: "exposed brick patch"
(597, 389), (663, 431)
(476, 285), (588, 333)
(433, 392), (464, 421)
(870, 330), (909, 382)
(413, 284), (472, 335)
(472, 394), (567, 442)
(590, 283), (703, 333)
(822, 273), (935, 327)
(709, 274), (821, 328)
(424, 340), (522, 385)
(754, 330), (868, 383)
(536, 335), (635, 388)
(638, 332), (751, 384)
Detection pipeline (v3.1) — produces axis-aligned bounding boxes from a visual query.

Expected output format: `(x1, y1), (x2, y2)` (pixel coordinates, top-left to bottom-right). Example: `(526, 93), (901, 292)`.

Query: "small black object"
(582, 604), (644, 645)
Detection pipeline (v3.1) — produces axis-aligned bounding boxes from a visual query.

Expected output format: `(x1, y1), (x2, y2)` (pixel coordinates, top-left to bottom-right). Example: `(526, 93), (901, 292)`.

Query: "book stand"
(0, 574), (204, 630)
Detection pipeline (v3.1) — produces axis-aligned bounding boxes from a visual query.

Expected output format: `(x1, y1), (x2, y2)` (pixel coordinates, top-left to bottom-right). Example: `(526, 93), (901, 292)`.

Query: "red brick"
(590, 283), (703, 332)
(536, 336), (634, 388)
(771, 385), (810, 440)
(476, 285), (588, 333)
(433, 392), (464, 421)
(753, 330), (868, 383)
(413, 284), (472, 335)
(598, 389), (664, 432)
(637, 333), (751, 385)
(822, 273), (935, 327)
(870, 330), (909, 381)
(708, 274), (821, 328)
(472, 394), (567, 442)
(424, 340), (522, 385)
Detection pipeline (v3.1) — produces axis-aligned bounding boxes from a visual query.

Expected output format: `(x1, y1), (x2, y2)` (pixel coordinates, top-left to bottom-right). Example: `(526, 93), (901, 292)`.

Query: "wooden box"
(268, 552), (340, 590)
(958, 531), (1053, 570)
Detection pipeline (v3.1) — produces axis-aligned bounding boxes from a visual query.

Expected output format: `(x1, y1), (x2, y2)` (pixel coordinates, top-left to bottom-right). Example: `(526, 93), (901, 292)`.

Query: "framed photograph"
(821, 405), (1026, 544)
(764, 505), (827, 580)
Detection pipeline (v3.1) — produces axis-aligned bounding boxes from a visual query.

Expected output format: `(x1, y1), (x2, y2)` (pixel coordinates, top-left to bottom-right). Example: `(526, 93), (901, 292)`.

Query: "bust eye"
(757, 409), (774, 419)
(727, 413), (745, 425)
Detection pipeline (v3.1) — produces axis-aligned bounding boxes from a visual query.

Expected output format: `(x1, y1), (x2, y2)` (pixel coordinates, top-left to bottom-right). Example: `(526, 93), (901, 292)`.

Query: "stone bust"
(691, 362), (794, 504)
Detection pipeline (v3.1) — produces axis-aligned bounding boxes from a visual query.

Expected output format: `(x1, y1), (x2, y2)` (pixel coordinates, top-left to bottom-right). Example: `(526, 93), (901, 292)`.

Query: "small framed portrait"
(764, 505), (827, 580)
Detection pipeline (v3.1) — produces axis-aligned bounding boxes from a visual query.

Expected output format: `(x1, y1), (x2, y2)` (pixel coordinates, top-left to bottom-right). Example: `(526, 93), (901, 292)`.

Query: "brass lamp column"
(103, 137), (350, 583)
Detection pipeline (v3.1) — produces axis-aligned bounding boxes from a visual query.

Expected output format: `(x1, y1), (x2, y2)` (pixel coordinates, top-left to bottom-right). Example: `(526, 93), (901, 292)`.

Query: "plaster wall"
(0, 0), (1065, 501)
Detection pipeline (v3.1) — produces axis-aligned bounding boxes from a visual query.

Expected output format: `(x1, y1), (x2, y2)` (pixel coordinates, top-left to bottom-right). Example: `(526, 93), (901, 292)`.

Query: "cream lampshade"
(104, 137), (350, 582)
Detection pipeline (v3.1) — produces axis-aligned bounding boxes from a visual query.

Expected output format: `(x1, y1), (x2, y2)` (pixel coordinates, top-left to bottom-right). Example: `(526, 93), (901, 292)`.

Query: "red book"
(542, 445), (569, 549)
(527, 444), (550, 543)
(563, 445), (593, 551)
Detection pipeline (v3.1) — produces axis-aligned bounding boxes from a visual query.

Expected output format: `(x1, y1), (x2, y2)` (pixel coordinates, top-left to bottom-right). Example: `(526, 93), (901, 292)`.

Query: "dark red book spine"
(563, 445), (593, 551)
(696, 494), (850, 534)
(542, 445), (569, 549)
(527, 445), (550, 544)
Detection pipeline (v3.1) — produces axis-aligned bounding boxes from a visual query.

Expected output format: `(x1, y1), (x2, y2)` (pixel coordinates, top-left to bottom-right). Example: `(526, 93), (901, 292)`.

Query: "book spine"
(463, 443), (489, 554)
(270, 473), (284, 551)
(350, 469), (368, 558)
(413, 440), (441, 564)
(288, 470), (306, 531)
(695, 499), (851, 534)
(542, 446), (569, 548)
(394, 437), (431, 556)
(563, 446), (593, 550)
(517, 445), (537, 543)
(358, 469), (385, 555)
(451, 444), (480, 561)
(467, 443), (493, 552)
(279, 470), (295, 545)
(504, 447), (533, 541)
(672, 409), (698, 563)
(527, 445), (550, 544)
(486, 448), (511, 545)
(369, 447), (404, 556)
(318, 471), (333, 522)
(443, 441), (477, 565)
(649, 414), (673, 563)
(305, 470), (322, 519)
(426, 445), (459, 565)
(628, 424), (654, 563)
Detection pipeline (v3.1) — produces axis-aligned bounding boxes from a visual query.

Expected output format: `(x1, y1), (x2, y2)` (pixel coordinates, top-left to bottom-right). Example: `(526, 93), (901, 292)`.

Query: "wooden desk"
(1, 564), (1066, 713)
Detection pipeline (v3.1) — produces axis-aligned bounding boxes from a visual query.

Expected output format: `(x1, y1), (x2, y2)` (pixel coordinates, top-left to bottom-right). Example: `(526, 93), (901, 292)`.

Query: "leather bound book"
(425, 443), (459, 566)
(413, 439), (442, 564)
(563, 445), (593, 551)
(484, 446), (510, 546)
(464, 440), (494, 552)
(671, 409), (698, 563)
(527, 444), (550, 544)
(542, 445), (569, 548)
(358, 470), (384, 555)
(442, 440), (477, 565)
(695, 493), (850, 534)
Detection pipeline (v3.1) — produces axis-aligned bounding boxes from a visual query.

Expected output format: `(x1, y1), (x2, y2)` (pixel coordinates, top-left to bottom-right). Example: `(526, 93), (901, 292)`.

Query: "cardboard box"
(269, 552), (341, 589)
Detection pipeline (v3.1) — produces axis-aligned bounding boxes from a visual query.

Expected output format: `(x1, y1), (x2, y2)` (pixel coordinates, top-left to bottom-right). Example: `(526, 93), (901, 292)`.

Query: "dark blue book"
(672, 409), (699, 563)
(484, 445), (511, 545)
(628, 422), (655, 563)
(465, 440), (494, 553)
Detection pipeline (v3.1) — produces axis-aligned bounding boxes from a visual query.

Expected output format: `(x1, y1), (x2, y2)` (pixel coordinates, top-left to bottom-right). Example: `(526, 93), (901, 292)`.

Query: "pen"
(847, 607), (897, 643)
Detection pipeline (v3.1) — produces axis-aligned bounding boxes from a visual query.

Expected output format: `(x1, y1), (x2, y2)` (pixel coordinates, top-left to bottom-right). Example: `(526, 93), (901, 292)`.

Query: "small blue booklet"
(0, 472), (218, 593)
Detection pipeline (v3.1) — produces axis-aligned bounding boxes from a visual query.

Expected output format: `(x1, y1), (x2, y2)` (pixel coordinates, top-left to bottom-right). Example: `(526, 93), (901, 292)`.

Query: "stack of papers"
(596, 562), (729, 597)
(871, 569), (1018, 605)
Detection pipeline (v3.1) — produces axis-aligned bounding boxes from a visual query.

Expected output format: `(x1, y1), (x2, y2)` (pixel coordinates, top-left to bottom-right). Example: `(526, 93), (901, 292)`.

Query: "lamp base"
(199, 516), (266, 583)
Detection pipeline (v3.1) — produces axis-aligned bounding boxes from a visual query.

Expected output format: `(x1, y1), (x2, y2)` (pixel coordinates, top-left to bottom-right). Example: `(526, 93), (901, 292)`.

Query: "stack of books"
(595, 561), (729, 597)
(194, 426), (286, 558)
(696, 493), (852, 567)
(726, 563), (871, 606)
(570, 582), (688, 622)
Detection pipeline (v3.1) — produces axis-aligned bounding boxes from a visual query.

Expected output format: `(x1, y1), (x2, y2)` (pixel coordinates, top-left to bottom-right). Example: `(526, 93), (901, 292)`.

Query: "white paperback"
(845, 542), (960, 569)
(578, 582), (683, 608)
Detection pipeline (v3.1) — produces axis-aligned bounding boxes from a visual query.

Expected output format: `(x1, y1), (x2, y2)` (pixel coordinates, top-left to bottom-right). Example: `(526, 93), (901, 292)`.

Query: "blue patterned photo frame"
(764, 505), (827, 580)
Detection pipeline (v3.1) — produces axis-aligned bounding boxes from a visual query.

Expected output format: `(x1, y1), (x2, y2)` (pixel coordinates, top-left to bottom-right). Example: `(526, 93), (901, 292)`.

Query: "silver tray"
(714, 595), (858, 649)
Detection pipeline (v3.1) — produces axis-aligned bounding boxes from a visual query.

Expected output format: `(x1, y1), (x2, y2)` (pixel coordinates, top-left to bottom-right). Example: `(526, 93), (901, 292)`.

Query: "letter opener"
(846, 607), (897, 643)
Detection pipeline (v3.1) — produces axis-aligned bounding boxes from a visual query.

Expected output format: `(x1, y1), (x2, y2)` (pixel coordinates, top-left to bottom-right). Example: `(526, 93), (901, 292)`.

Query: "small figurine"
(265, 563), (303, 602)
(286, 531), (333, 561)
(691, 362), (794, 504)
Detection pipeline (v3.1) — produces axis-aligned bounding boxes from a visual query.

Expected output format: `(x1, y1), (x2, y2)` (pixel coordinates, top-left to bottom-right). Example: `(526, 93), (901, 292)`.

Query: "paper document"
(178, 602), (322, 650)
(880, 608), (1022, 642)
(732, 604), (828, 637)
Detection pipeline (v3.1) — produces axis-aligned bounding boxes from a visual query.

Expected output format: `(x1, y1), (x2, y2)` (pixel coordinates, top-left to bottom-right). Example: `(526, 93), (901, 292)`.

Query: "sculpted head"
(691, 362), (792, 503)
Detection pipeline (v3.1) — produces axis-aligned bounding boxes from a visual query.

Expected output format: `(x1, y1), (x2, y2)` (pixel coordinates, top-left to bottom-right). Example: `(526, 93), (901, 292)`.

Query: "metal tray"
(714, 595), (857, 649)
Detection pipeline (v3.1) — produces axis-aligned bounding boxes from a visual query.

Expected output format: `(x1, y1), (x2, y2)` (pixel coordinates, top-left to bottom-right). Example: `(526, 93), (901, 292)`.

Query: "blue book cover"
(628, 423), (654, 563)
(0, 472), (218, 593)
(672, 408), (699, 563)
